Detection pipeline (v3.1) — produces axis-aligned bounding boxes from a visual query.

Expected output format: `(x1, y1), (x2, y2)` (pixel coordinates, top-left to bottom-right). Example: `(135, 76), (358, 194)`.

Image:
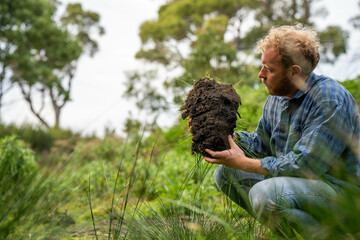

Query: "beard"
(264, 73), (297, 97)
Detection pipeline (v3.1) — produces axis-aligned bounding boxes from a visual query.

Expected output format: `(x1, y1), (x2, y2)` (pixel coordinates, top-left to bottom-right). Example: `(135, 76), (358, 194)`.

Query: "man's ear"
(291, 65), (302, 76)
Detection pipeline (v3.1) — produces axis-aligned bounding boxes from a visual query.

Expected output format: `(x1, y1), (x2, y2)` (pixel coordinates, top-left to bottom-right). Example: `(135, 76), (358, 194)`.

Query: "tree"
(349, 0), (360, 70)
(0, 0), (104, 128)
(0, 0), (46, 122)
(126, 0), (349, 117)
(0, 34), (13, 123)
(350, 1), (360, 29)
(0, 47), (13, 124)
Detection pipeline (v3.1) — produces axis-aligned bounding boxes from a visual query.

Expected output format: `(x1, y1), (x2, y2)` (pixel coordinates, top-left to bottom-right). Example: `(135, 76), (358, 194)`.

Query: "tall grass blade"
(108, 137), (128, 240)
(113, 129), (145, 239)
(123, 137), (159, 239)
(86, 173), (98, 240)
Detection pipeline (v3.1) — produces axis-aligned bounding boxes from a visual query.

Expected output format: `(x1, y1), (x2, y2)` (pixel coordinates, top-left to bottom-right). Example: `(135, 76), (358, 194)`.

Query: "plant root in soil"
(180, 77), (241, 157)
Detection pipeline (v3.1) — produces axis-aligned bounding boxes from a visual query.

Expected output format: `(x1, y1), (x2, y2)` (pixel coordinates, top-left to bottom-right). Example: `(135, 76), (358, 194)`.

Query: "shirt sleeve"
(236, 115), (272, 159)
(260, 100), (353, 178)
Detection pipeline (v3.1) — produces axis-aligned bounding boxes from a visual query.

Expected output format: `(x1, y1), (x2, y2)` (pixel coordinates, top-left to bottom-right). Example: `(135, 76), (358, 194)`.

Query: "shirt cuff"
(260, 157), (279, 177)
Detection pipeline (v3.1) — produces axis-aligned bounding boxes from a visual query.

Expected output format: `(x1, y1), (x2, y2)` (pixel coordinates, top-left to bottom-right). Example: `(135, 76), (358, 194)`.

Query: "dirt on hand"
(180, 77), (241, 157)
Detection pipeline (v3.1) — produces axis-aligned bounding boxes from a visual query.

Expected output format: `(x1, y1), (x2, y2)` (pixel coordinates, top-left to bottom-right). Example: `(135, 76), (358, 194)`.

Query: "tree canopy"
(0, 0), (104, 128)
(125, 0), (350, 121)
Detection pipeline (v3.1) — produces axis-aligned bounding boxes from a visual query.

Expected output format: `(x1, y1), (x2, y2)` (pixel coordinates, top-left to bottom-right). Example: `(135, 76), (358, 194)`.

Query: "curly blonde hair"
(257, 24), (320, 76)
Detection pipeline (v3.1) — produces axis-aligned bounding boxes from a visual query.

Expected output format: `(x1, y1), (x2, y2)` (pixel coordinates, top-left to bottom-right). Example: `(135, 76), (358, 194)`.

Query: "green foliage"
(124, 201), (266, 240)
(0, 135), (88, 239)
(70, 136), (125, 165)
(123, 70), (169, 117)
(74, 119), (360, 239)
(129, 0), (350, 117)
(0, 135), (37, 237)
(235, 85), (268, 132)
(0, 135), (37, 185)
(61, 3), (105, 56)
(0, 123), (52, 151)
(319, 26), (349, 63)
(350, 1), (360, 29)
(76, 125), (277, 239)
(340, 75), (360, 107)
(75, 160), (116, 196)
(0, 136), (44, 237)
(0, 122), (80, 152)
(2, 113), (360, 238)
(0, 0), (104, 128)
(65, 136), (128, 197)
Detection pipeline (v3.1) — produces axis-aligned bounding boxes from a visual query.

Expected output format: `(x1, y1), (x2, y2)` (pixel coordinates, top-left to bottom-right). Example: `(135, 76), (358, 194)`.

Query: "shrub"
(0, 135), (38, 237)
(0, 123), (82, 153)
(0, 135), (78, 239)
(340, 76), (360, 107)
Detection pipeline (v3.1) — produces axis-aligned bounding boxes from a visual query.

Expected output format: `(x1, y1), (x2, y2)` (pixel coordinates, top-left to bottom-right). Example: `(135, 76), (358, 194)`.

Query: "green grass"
(80, 134), (276, 240)
(1, 120), (360, 239)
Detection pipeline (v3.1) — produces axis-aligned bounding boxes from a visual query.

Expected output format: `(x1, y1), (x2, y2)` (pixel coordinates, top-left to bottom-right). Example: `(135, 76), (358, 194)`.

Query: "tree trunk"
(302, 0), (311, 21)
(17, 80), (50, 129)
(49, 87), (63, 129)
(0, 43), (11, 123)
(54, 105), (61, 128)
(263, 0), (275, 22)
(291, 0), (297, 18)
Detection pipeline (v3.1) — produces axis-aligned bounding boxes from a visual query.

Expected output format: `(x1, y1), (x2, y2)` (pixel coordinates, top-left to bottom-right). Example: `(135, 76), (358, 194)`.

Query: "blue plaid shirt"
(237, 73), (360, 185)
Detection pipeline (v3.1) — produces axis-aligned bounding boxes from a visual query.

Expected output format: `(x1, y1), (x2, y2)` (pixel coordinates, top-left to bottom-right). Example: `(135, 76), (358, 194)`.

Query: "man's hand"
(204, 135), (248, 169)
(204, 135), (269, 175)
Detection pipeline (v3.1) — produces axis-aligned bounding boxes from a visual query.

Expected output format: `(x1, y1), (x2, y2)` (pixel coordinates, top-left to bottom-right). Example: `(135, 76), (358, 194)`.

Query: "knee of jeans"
(249, 180), (277, 218)
(213, 165), (226, 189)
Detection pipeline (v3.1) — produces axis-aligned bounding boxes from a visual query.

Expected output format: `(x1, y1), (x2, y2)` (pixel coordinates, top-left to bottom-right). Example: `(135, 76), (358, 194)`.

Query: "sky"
(2, 0), (360, 137)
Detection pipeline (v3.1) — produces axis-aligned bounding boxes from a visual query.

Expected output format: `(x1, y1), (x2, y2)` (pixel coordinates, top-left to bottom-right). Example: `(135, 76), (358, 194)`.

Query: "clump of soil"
(180, 77), (241, 157)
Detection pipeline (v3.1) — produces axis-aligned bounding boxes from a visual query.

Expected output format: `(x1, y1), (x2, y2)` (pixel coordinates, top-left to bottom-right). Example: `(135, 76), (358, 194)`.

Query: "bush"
(0, 135), (78, 239)
(0, 123), (81, 153)
(340, 76), (360, 107)
(0, 135), (38, 237)
(0, 123), (53, 152)
(235, 85), (268, 132)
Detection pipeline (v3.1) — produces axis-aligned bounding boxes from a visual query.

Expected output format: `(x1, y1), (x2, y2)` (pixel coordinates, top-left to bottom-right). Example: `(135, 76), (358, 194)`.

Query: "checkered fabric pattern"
(236, 73), (360, 185)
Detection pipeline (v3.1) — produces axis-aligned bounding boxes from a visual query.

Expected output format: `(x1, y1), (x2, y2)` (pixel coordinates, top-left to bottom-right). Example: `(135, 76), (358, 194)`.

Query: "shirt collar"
(292, 72), (317, 100)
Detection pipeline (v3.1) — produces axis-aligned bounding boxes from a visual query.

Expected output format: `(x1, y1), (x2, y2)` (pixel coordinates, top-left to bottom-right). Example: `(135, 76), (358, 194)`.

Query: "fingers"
(203, 135), (240, 166)
(205, 136), (237, 157)
(205, 148), (213, 155)
(204, 156), (221, 165)
(228, 135), (237, 149)
(204, 149), (221, 165)
(205, 146), (231, 158)
(188, 117), (192, 133)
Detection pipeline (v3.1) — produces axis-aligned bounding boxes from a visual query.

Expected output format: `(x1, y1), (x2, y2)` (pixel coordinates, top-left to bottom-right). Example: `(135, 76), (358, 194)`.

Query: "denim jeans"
(213, 165), (342, 239)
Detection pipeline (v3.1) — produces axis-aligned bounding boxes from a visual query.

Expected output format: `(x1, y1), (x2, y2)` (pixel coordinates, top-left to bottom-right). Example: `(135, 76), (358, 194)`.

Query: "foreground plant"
(85, 133), (277, 240)
(0, 135), (76, 239)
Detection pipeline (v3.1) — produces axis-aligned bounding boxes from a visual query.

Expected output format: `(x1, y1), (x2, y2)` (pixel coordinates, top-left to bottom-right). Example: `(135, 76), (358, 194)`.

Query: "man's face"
(258, 48), (297, 98)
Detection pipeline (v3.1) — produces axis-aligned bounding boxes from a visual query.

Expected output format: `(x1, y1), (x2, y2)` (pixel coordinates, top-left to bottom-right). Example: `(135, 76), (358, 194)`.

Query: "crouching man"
(204, 24), (360, 239)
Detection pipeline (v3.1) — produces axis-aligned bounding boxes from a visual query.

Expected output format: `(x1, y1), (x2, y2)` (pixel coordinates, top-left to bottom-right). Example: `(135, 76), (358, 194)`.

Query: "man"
(205, 24), (360, 238)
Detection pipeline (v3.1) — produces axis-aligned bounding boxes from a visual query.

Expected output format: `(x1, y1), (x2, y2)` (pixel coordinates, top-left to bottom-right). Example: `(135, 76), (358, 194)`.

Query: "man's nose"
(258, 67), (266, 79)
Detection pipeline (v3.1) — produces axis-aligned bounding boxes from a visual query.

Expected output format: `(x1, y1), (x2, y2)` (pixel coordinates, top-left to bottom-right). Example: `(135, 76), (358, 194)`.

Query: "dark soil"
(180, 77), (241, 157)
